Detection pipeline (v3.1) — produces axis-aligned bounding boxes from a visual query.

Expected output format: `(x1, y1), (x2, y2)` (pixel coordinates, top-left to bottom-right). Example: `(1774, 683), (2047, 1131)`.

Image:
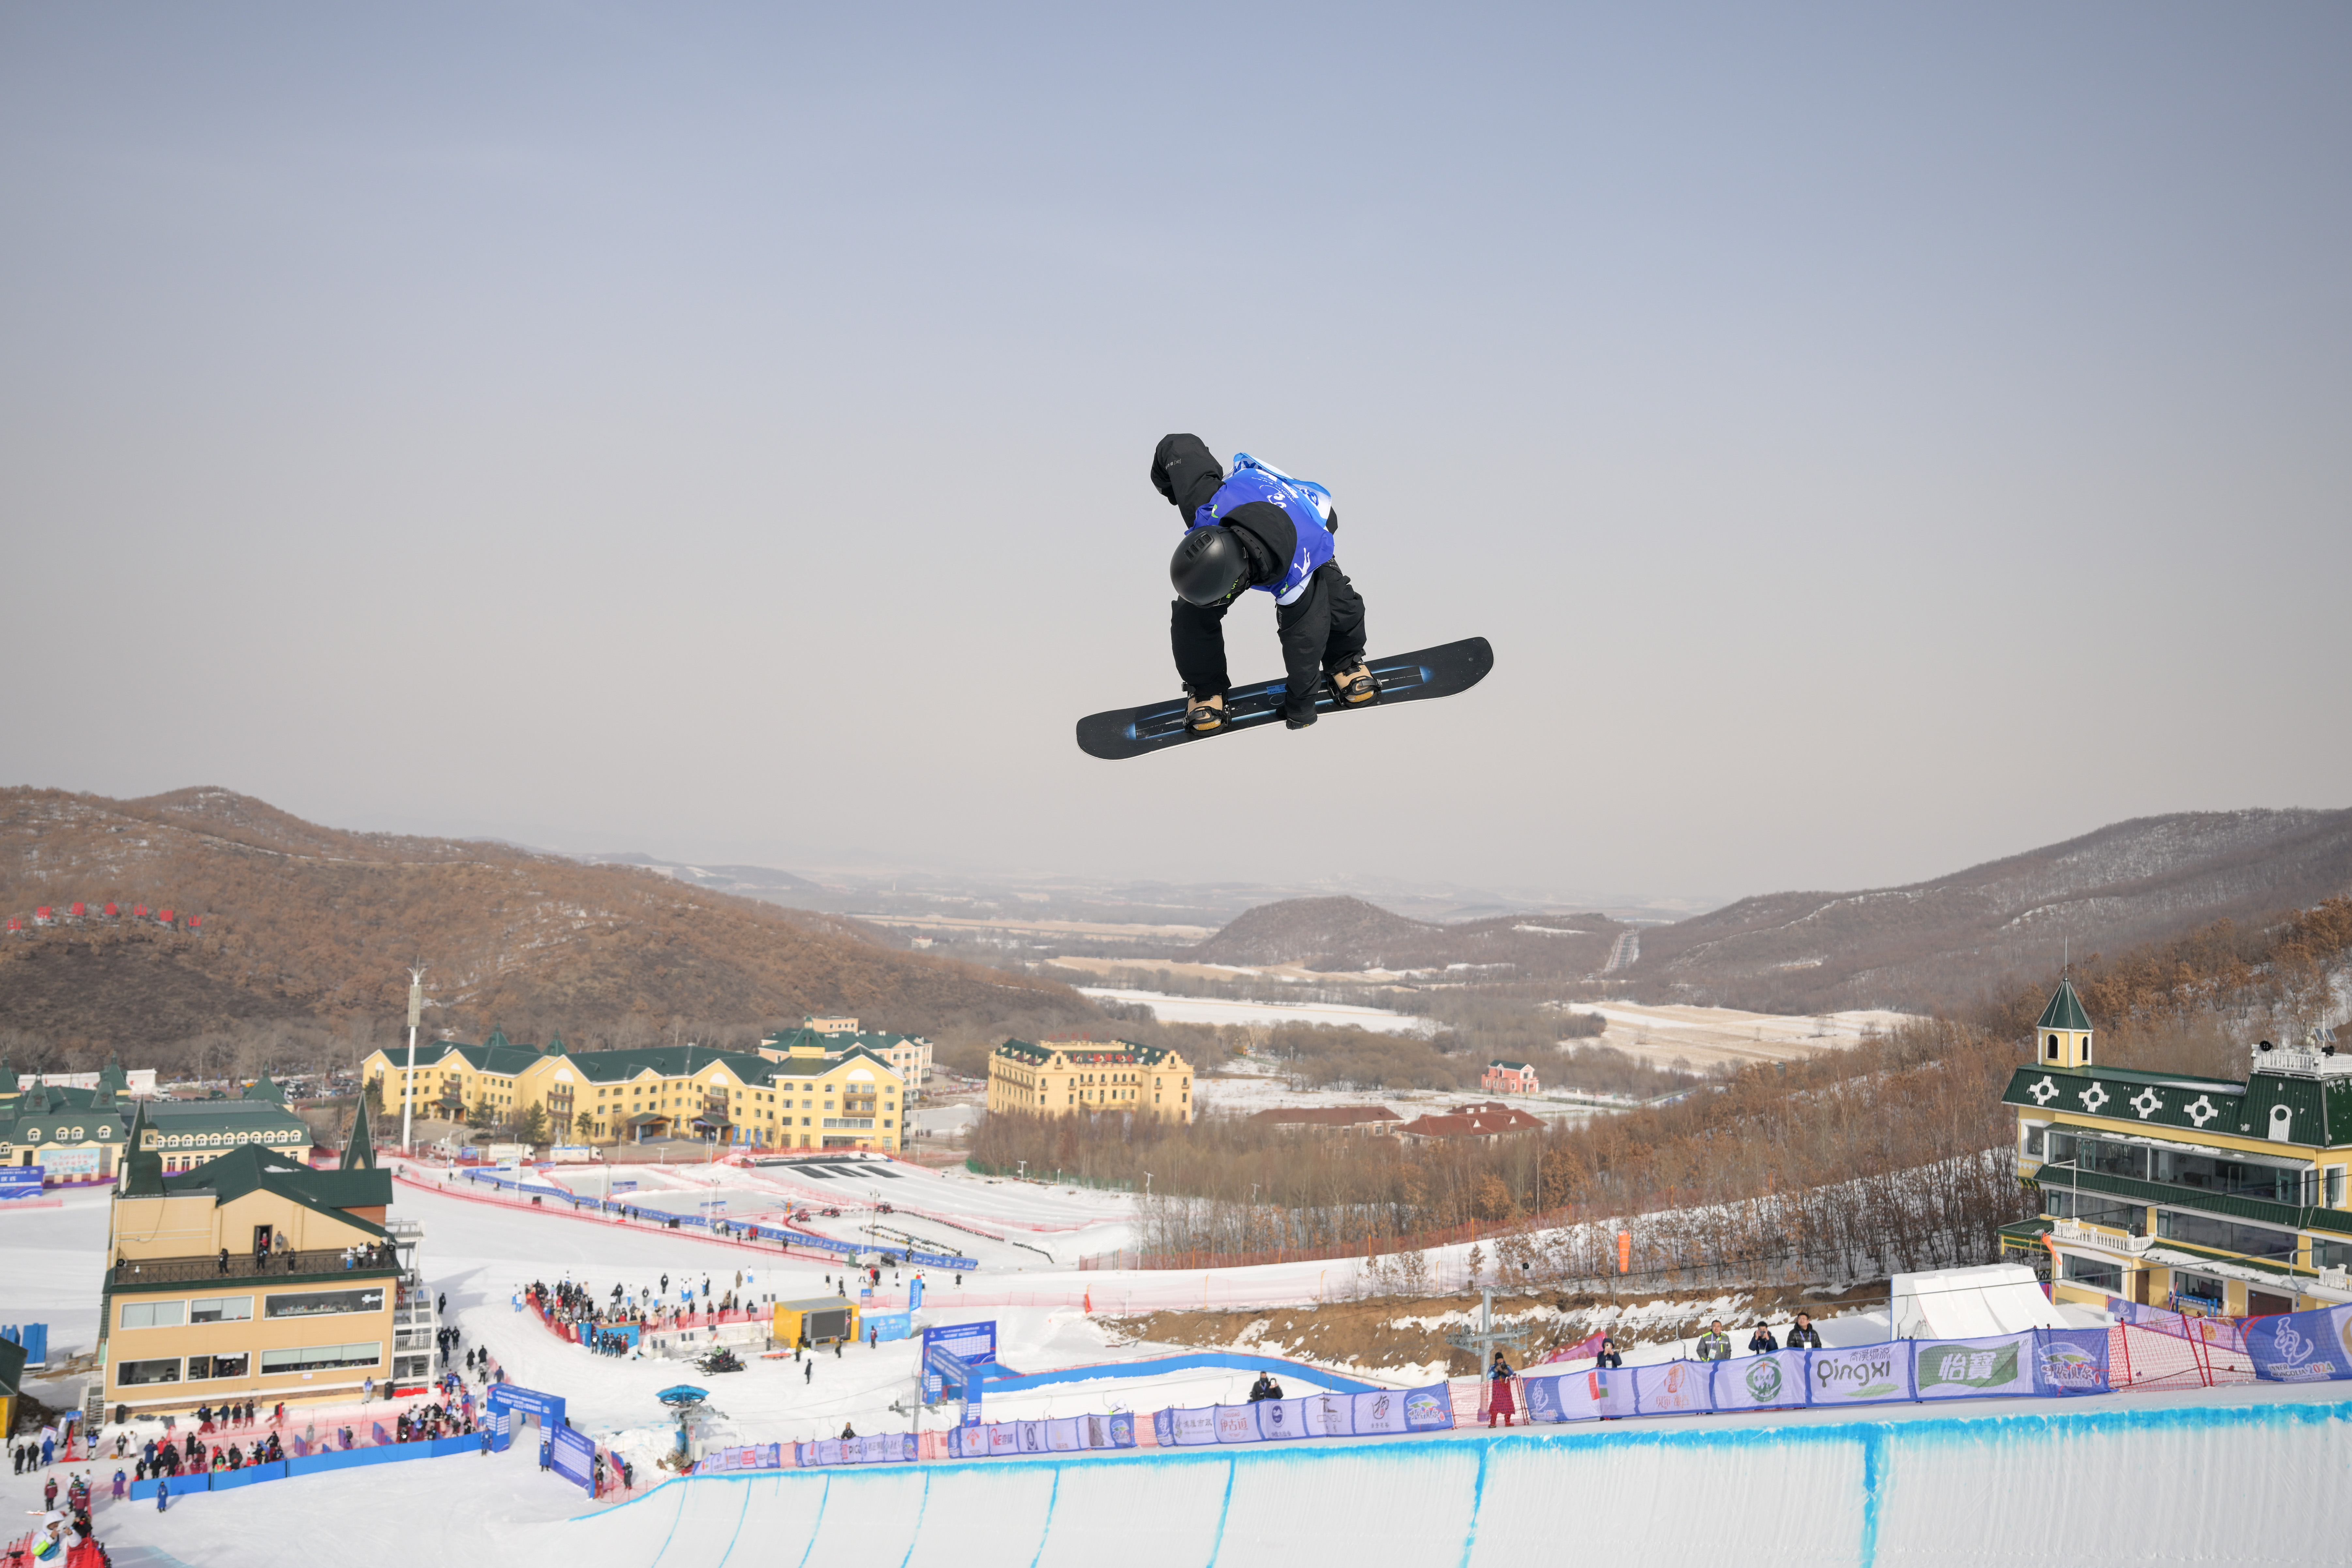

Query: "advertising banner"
(1212, 1405), (1258, 1444)
(1710, 1351), (1810, 1413)
(2247, 1306), (2352, 1383)
(1300, 1394), (1355, 1438)
(864, 1311), (913, 1344)
(549, 1426), (596, 1492)
(1253, 1397), (1312, 1440)
(1633, 1360), (1713, 1415)
(1911, 1334), (2033, 1401)
(1807, 1344), (1911, 1406)
(35, 1148), (99, 1178)
(2031, 1328), (2111, 1395)
(922, 1321), (996, 1401)
(0, 1169), (44, 1199)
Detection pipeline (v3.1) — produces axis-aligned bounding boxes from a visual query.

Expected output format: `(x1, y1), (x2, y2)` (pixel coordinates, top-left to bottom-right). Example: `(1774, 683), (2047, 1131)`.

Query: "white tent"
(1891, 1263), (2068, 1339)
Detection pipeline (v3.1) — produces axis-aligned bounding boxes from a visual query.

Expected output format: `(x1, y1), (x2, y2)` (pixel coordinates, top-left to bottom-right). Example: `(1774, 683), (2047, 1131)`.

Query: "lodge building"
(100, 1103), (437, 1413)
(359, 1030), (905, 1152)
(986, 1039), (1194, 1124)
(2001, 977), (2352, 1319)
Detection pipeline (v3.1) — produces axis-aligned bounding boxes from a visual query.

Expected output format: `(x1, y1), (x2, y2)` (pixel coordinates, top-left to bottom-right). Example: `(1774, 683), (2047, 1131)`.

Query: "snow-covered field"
(1078, 986), (1431, 1033)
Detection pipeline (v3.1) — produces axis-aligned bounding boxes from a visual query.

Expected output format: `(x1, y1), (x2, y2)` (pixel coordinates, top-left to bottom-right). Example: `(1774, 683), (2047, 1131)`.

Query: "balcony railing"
(2040, 1163), (2313, 1230)
(2050, 1218), (2152, 1256)
(108, 1247), (399, 1287)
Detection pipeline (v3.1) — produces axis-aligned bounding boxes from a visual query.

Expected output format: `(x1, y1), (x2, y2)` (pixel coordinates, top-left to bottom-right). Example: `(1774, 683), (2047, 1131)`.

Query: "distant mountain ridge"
(1626, 807), (2352, 1012)
(1187, 808), (2352, 1013)
(0, 786), (1085, 1052)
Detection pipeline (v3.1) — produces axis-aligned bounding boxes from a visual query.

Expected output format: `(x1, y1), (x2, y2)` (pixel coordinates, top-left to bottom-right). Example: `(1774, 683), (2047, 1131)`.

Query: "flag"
(1542, 1330), (1606, 1365)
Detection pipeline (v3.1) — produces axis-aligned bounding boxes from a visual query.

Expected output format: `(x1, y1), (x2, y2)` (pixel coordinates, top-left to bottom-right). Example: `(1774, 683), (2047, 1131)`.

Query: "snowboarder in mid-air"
(1150, 434), (1375, 733)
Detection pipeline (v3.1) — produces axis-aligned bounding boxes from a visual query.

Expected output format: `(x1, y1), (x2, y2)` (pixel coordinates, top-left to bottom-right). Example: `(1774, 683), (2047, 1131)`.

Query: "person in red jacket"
(1486, 1351), (1520, 1428)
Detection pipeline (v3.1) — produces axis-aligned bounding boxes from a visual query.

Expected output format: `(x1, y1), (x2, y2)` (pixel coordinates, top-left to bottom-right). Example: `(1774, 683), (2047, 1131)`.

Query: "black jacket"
(1783, 1325), (1823, 1350)
(1152, 435), (1363, 715)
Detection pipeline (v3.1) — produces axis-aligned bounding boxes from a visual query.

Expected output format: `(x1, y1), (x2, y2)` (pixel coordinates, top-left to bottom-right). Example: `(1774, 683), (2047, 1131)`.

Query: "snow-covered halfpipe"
(552, 1395), (2348, 1568)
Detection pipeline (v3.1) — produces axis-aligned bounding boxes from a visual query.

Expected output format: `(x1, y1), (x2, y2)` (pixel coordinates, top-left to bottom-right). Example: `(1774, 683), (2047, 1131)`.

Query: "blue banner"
(2247, 1305), (2352, 1382)
(550, 1426), (596, 1491)
(487, 1386), (567, 1426)
(2032, 1329), (2111, 1396)
(0, 1169), (44, 1199)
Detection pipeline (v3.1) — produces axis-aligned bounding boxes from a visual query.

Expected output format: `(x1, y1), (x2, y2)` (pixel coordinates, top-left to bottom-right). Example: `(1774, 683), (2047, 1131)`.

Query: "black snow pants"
(1170, 561), (1366, 720)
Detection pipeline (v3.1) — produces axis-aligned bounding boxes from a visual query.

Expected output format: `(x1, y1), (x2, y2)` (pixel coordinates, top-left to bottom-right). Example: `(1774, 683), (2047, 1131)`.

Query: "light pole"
(401, 966), (425, 1158)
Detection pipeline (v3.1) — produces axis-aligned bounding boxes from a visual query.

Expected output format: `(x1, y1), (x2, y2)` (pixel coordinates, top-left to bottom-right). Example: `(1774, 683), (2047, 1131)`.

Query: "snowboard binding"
(1186, 695), (1227, 733)
(1329, 660), (1380, 707)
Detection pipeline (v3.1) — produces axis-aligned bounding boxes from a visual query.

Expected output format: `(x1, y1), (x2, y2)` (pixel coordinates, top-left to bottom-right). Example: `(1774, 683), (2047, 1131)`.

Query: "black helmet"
(1171, 526), (1249, 607)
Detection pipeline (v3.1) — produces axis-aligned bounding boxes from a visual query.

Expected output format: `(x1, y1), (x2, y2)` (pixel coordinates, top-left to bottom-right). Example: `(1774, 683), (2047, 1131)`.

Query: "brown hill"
(1189, 895), (1623, 980)
(1628, 808), (2352, 1013)
(0, 786), (1087, 1058)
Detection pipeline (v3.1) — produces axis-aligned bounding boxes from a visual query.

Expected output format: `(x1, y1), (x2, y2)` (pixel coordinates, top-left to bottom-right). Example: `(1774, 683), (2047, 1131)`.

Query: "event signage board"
(0, 1169), (44, 1199)
(1151, 1385), (1453, 1449)
(1911, 1334), (2033, 1401)
(1709, 1351), (1809, 1413)
(1634, 1360), (1712, 1414)
(2247, 1305), (2352, 1383)
(2032, 1329), (2112, 1395)
(922, 1321), (997, 1403)
(35, 1147), (99, 1178)
(487, 1386), (567, 1427)
(1808, 1345), (1911, 1406)
(549, 1426), (596, 1492)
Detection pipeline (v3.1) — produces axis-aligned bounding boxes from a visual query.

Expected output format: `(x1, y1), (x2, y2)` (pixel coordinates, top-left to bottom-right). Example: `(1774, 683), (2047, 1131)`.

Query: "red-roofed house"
(1482, 1060), (1539, 1096)
(1397, 1102), (1547, 1145)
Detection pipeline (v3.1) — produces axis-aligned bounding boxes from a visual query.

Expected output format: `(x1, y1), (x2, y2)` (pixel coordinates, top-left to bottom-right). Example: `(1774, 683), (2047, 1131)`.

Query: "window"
(2046, 1190), (2142, 1231)
(266, 1287), (386, 1319)
(259, 1343), (381, 1375)
(2021, 1124), (2047, 1158)
(190, 1296), (253, 1324)
(2156, 1209), (2298, 1260)
(2061, 1253), (2122, 1293)
(187, 1352), (250, 1380)
(121, 1300), (185, 1330)
(116, 1358), (182, 1387)
(2313, 1237), (2352, 1271)
(2149, 1147), (2308, 1205)
(2328, 1167), (2346, 1208)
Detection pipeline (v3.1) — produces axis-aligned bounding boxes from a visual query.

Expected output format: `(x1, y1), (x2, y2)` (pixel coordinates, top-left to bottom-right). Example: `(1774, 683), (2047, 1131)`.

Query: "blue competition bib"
(1188, 453), (1336, 606)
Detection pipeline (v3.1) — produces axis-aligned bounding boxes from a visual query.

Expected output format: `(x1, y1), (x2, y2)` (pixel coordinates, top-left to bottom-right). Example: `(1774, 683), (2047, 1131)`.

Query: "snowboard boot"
(1186, 692), (1228, 733)
(1328, 659), (1378, 707)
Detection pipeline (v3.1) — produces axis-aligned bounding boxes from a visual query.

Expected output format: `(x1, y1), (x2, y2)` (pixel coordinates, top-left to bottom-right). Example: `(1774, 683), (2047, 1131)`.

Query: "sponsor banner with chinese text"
(1632, 1361), (1711, 1415)
(2032, 1329), (2111, 1396)
(1808, 1345), (1911, 1407)
(1911, 1335), (2032, 1401)
(2247, 1306), (2352, 1383)
(1150, 1385), (1451, 1449)
(1710, 1351), (1810, 1413)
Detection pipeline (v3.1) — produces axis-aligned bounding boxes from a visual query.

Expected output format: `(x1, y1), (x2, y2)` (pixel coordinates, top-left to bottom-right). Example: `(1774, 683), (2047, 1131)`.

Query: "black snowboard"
(1075, 637), (1493, 761)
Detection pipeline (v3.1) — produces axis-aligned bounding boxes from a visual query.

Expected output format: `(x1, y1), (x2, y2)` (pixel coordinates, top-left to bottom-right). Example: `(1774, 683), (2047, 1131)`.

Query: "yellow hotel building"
(987, 1039), (1193, 1123)
(361, 1031), (903, 1152)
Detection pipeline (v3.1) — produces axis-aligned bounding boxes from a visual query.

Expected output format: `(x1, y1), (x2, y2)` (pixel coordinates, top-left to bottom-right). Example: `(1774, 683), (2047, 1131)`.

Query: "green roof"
(2004, 1061), (2352, 1150)
(161, 1144), (392, 1235)
(991, 1039), (1179, 1068)
(2037, 978), (2093, 1034)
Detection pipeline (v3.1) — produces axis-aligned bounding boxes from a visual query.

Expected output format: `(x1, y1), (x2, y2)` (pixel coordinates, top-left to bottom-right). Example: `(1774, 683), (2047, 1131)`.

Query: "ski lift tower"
(1444, 1289), (1531, 1376)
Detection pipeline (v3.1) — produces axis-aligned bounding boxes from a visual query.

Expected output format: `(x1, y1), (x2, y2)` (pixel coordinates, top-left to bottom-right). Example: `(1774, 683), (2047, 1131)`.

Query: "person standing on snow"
(1149, 434), (1375, 734)
(1784, 1313), (1823, 1350)
(1696, 1322), (1733, 1361)
(1486, 1352), (1519, 1429)
(1746, 1322), (1781, 1355)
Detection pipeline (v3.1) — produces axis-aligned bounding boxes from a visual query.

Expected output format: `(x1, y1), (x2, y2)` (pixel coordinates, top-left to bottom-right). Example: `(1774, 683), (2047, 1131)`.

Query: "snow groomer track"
(558, 1395), (2346, 1568)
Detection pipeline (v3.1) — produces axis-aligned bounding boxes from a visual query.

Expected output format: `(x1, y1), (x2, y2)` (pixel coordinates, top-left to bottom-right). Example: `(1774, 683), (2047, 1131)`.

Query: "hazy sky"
(5, 4), (2346, 904)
